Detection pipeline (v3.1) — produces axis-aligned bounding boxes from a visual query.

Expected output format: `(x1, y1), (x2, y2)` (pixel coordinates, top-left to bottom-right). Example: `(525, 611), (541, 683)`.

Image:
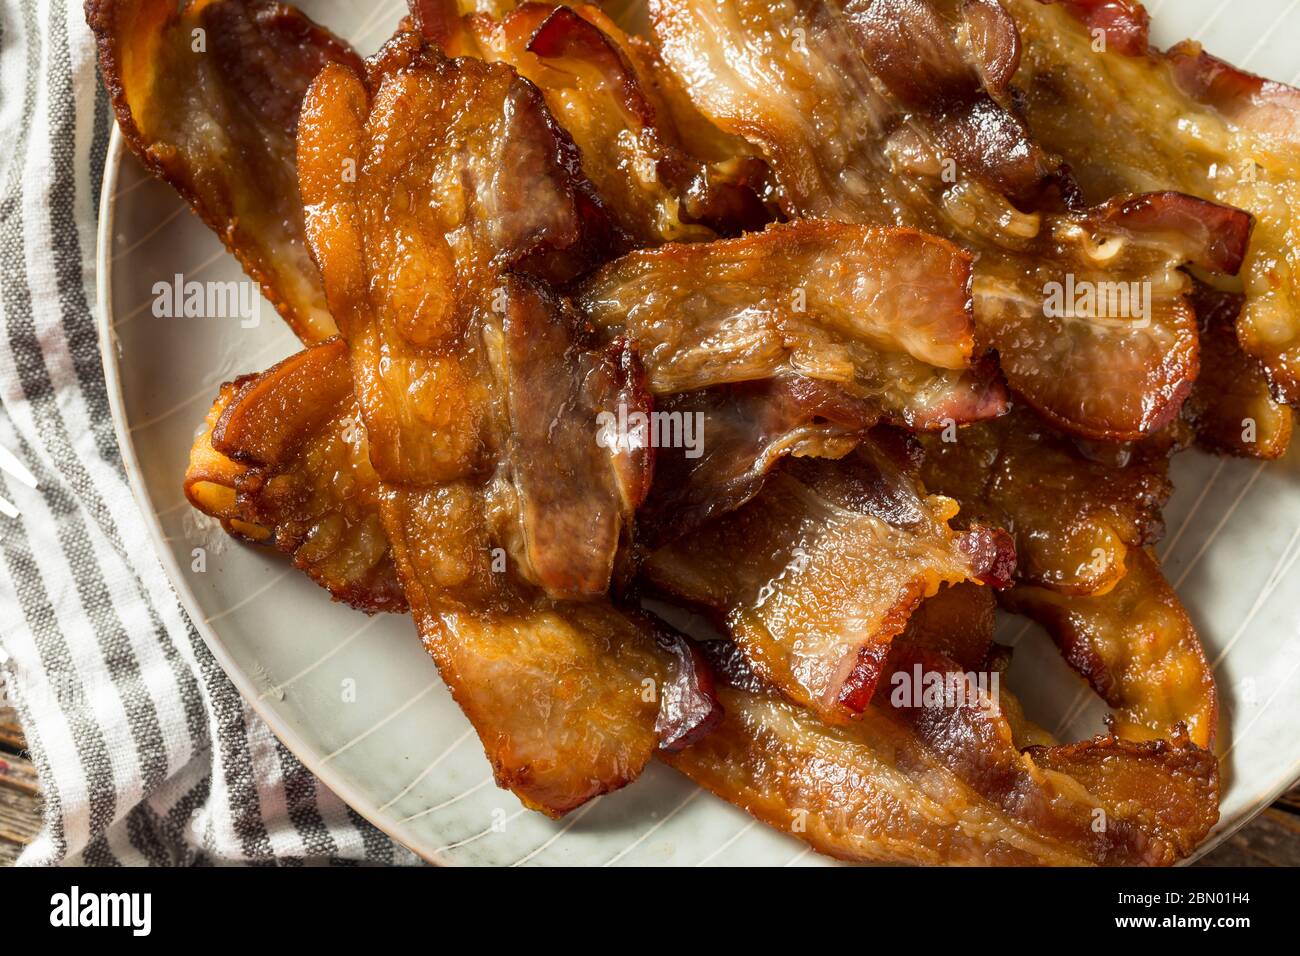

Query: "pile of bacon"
(88, 0), (1300, 865)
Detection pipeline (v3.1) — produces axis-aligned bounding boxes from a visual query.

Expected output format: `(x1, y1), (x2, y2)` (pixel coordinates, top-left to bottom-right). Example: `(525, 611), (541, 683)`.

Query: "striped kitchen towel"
(0, 0), (419, 866)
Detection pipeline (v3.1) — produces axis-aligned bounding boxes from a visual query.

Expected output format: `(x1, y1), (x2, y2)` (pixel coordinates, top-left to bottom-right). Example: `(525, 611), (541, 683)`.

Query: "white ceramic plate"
(96, 0), (1300, 865)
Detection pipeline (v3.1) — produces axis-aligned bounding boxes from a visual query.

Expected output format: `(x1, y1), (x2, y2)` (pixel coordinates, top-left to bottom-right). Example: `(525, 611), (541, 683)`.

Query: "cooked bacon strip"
(578, 220), (1010, 429)
(87, 0), (361, 343)
(920, 405), (1173, 596)
(384, 480), (718, 815)
(643, 439), (1014, 724)
(648, 0), (1252, 440)
(840, 0), (1063, 207)
(636, 377), (874, 549)
(411, 1), (774, 243)
(296, 33), (725, 814)
(1184, 282), (1293, 459)
(187, 338), (720, 811)
(894, 581), (997, 670)
(298, 34), (625, 489)
(648, 0), (1057, 227)
(977, 192), (1249, 440)
(1002, 548), (1218, 749)
(184, 340), (407, 613)
(664, 640), (1218, 865)
(1006, 0), (1300, 408)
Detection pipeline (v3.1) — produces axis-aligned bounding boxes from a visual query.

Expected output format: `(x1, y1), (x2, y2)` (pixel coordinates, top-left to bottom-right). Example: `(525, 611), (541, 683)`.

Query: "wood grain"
(0, 702), (1296, 865)
(0, 705), (41, 867)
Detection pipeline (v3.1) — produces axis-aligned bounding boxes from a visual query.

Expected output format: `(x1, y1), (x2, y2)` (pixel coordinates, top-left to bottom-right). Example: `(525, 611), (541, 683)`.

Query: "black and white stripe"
(0, 0), (416, 867)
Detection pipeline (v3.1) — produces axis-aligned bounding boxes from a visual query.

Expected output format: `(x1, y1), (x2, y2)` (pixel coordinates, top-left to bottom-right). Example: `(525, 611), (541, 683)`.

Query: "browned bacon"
(642, 438), (1014, 724)
(1002, 548), (1219, 749)
(87, 0), (362, 343)
(410, 1), (775, 243)
(1007, 0), (1300, 423)
(577, 220), (1009, 429)
(648, 0), (1252, 440)
(635, 377), (875, 549)
(664, 639), (1218, 865)
(919, 405), (1174, 596)
(295, 33), (723, 814)
(1184, 283), (1293, 459)
(184, 340), (406, 614)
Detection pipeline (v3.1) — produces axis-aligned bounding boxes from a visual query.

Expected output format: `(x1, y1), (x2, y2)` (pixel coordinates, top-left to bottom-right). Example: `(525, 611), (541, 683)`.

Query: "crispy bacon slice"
(187, 339), (721, 813)
(642, 438), (1014, 724)
(296, 33), (726, 814)
(411, 1), (774, 242)
(648, 0), (1061, 227)
(840, 0), (1062, 207)
(664, 641), (1218, 865)
(184, 340), (407, 613)
(86, 0), (361, 343)
(298, 35), (620, 488)
(976, 192), (1249, 441)
(894, 581), (998, 671)
(920, 405), (1173, 596)
(1002, 548), (1218, 749)
(1006, 0), (1300, 405)
(648, 0), (1252, 440)
(577, 220), (1010, 429)
(384, 480), (718, 815)
(1184, 282), (1293, 459)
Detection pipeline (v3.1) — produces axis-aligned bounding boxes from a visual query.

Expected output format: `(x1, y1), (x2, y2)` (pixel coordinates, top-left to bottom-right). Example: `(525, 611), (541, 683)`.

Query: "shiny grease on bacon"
(665, 638), (1218, 865)
(147, 0), (1248, 862)
(643, 436), (1015, 725)
(87, 0), (361, 343)
(919, 405), (1174, 596)
(187, 341), (721, 815)
(297, 32), (718, 814)
(184, 339), (406, 613)
(410, 1), (775, 243)
(1002, 547), (1218, 749)
(647, 0), (1253, 441)
(1185, 283), (1293, 459)
(1007, 0), (1300, 418)
(577, 220), (1008, 429)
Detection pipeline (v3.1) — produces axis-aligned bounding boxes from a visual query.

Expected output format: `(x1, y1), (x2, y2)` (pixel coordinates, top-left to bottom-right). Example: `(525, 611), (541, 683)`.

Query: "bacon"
(86, 0), (361, 343)
(297, 34), (624, 496)
(411, 2), (775, 243)
(893, 581), (998, 672)
(919, 406), (1173, 596)
(648, 0), (1059, 226)
(974, 191), (1250, 441)
(384, 479), (717, 815)
(189, 339), (721, 814)
(642, 438), (1014, 724)
(664, 640), (1218, 865)
(184, 340), (407, 614)
(295, 33), (728, 814)
(636, 377), (875, 549)
(1184, 283), (1293, 459)
(840, 0), (1060, 207)
(648, 0), (1252, 440)
(577, 220), (1012, 431)
(1007, 0), (1300, 406)
(1002, 548), (1219, 749)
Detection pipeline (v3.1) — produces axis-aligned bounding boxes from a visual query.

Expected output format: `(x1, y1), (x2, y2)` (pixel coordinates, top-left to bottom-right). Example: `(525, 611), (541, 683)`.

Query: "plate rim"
(94, 126), (1300, 869)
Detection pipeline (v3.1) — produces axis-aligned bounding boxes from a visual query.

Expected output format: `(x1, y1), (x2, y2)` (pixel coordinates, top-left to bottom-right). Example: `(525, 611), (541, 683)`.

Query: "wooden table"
(1, 702), (1297, 865)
